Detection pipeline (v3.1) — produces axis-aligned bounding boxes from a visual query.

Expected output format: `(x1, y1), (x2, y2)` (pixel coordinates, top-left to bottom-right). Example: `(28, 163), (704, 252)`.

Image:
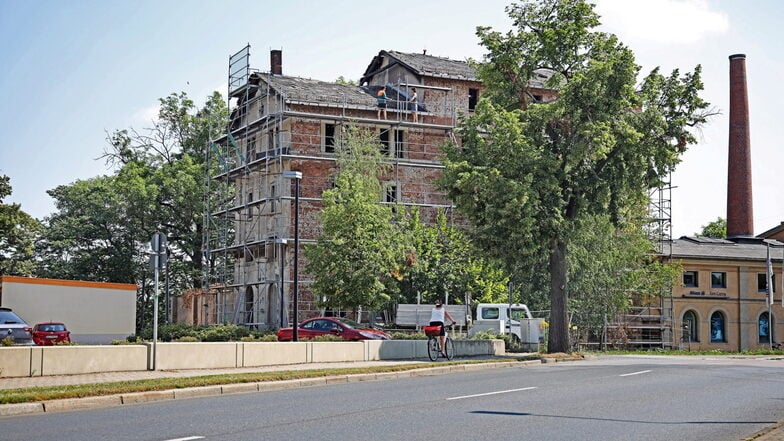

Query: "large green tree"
(0, 175), (40, 276)
(398, 208), (508, 307)
(305, 128), (403, 315)
(38, 92), (227, 332)
(441, 0), (711, 352)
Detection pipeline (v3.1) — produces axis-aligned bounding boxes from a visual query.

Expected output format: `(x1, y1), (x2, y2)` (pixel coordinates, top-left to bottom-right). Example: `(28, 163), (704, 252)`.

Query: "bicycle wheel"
(427, 337), (440, 361)
(443, 336), (455, 360)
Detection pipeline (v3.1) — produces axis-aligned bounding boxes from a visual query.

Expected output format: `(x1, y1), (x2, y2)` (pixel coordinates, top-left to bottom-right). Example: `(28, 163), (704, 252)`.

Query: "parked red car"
(277, 317), (391, 341)
(32, 322), (71, 346)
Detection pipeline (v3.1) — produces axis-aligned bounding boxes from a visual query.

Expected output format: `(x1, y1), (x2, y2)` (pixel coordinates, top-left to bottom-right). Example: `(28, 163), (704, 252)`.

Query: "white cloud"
(595, 0), (728, 44)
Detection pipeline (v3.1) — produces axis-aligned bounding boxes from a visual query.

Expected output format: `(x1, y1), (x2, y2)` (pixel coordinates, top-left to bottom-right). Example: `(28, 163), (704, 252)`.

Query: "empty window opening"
(394, 129), (405, 158)
(468, 88), (479, 111)
(379, 129), (390, 156)
(324, 123), (336, 153)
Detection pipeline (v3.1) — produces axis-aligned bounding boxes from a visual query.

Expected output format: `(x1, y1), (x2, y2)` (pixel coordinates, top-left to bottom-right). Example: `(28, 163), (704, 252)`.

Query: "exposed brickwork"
(727, 54), (754, 238)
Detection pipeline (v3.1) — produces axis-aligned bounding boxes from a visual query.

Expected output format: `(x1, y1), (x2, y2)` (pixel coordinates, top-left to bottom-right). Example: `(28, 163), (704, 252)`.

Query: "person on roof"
(377, 87), (388, 120)
(409, 87), (418, 123)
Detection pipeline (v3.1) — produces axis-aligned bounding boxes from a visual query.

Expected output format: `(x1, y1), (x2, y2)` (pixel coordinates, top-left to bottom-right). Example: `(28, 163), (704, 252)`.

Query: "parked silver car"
(0, 307), (34, 345)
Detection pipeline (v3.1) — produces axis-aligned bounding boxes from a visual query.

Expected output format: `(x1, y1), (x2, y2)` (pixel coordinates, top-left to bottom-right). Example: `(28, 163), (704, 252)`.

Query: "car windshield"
(337, 318), (362, 329)
(40, 324), (66, 332)
(0, 310), (24, 325)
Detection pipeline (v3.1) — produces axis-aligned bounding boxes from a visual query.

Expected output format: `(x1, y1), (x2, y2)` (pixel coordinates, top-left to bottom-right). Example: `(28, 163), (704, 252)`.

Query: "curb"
(0, 360), (537, 417)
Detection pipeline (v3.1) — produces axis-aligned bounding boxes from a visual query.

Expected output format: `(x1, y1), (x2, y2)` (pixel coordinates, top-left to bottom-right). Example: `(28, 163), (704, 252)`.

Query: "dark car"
(277, 317), (392, 342)
(32, 322), (71, 346)
(0, 307), (34, 346)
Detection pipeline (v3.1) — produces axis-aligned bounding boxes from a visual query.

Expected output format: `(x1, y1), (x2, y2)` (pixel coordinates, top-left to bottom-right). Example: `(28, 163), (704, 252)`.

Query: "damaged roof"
(360, 50), (556, 87)
(252, 72), (375, 108)
(362, 50), (478, 83)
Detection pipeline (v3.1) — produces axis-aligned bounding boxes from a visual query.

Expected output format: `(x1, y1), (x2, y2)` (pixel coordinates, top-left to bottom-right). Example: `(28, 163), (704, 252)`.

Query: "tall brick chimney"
(271, 49), (282, 75)
(726, 53), (754, 239)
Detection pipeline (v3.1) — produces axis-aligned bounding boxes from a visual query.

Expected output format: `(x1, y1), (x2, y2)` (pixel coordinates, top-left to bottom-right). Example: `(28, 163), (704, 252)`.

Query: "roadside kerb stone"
(325, 375), (349, 385)
(173, 386), (223, 400)
(298, 377), (327, 387)
(221, 383), (259, 394)
(0, 402), (43, 416)
(257, 379), (303, 392)
(43, 395), (122, 412)
(121, 390), (175, 404)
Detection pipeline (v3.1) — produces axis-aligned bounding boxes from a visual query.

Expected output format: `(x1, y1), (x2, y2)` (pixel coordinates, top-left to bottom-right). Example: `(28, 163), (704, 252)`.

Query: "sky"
(0, 0), (782, 239)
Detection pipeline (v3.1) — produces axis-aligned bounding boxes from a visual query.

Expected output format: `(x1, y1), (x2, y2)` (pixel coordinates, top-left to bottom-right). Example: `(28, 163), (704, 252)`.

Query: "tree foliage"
(397, 208), (508, 306)
(697, 217), (726, 239)
(0, 175), (40, 276)
(441, 0), (710, 352)
(305, 127), (403, 313)
(37, 92), (227, 332)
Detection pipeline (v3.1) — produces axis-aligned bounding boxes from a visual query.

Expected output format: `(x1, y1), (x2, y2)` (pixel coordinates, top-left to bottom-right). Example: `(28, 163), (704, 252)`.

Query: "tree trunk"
(548, 238), (570, 353)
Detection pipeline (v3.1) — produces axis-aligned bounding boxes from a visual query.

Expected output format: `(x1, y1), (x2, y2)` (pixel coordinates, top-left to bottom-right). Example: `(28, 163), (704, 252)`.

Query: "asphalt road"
(2, 355), (783, 441)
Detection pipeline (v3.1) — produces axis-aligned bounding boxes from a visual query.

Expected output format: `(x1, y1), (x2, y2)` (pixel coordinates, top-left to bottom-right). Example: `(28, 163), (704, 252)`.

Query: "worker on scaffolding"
(377, 87), (388, 120)
(409, 87), (418, 123)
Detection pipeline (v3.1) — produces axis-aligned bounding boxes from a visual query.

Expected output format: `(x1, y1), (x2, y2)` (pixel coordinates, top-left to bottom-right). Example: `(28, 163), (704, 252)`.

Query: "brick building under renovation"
(188, 47), (782, 351)
(193, 46), (556, 330)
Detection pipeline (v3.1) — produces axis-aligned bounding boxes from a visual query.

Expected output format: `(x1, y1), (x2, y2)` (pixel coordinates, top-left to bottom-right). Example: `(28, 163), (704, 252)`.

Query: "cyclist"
(429, 300), (456, 356)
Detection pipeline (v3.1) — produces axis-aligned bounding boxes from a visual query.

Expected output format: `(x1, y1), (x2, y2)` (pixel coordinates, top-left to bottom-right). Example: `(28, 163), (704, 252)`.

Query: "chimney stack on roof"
(726, 54), (754, 239)
(271, 49), (282, 75)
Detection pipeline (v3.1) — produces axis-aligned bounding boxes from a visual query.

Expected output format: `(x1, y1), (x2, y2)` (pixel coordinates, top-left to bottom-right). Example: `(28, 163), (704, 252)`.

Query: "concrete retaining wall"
(0, 339), (505, 378)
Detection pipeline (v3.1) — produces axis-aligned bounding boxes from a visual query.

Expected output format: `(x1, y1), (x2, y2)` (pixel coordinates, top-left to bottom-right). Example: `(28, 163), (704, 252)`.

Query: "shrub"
(158, 323), (200, 342)
(390, 332), (426, 340)
(174, 336), (199, 342)
(1, 337), (14, 346)
(312, 335), (343, 342)
(197, 325), (250, 342)
(470, 331), (501, 340)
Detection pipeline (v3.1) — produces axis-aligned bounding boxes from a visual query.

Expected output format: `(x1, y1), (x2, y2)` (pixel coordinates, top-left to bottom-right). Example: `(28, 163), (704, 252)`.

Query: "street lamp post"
(274, 238), (288, 329)
(282, 170), (302, 342)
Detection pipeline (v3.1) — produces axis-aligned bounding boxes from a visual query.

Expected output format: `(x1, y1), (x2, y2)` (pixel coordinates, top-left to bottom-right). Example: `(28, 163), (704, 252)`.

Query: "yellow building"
(666, 236), (782, 351)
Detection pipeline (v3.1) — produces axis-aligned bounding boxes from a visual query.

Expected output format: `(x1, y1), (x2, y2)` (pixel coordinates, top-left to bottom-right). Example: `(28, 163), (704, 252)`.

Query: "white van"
(469, 303), (543, 351)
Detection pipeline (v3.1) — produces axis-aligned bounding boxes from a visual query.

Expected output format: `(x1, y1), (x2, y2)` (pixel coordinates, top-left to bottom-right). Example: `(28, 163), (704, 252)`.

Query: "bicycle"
(424, 324), (455, 361)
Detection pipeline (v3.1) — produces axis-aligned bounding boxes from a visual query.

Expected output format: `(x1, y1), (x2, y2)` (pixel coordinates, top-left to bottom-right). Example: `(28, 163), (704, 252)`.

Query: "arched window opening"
(710, 311), (725, 343)
(759, 312), (770, 343)
(683, 311), (698, 343)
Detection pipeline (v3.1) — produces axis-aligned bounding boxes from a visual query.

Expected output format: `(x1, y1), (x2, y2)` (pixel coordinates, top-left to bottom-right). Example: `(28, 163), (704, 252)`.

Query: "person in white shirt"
(429, 300), (456, 356)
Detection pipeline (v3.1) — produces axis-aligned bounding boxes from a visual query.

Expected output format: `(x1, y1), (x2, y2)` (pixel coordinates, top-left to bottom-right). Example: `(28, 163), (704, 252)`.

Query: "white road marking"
(619, 370), (652, 377)
(447, 387), (537, 400)
(163, 437), (205, 441)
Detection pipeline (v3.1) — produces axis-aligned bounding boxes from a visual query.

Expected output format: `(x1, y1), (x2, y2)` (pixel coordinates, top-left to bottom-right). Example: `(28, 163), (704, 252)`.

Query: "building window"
(324, 123), (336, 153)
(247, 137), (256, 163)
(246, 192), (253, 219)
(270, 184), (277, 213)
(759, 312), (771, 343)
(683, 271), (698, 287)
(710, 311), (725, 342)
(468, 88), (479, 111)
(682, 310), (698, 342)
(711, 272), (727, 289)
(379, 128), (390, 156)
(394, 129), (405, 158)
(384, 183), (398, 204)
(758, 273), (776, 293)
(267, 130), (275, 152)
